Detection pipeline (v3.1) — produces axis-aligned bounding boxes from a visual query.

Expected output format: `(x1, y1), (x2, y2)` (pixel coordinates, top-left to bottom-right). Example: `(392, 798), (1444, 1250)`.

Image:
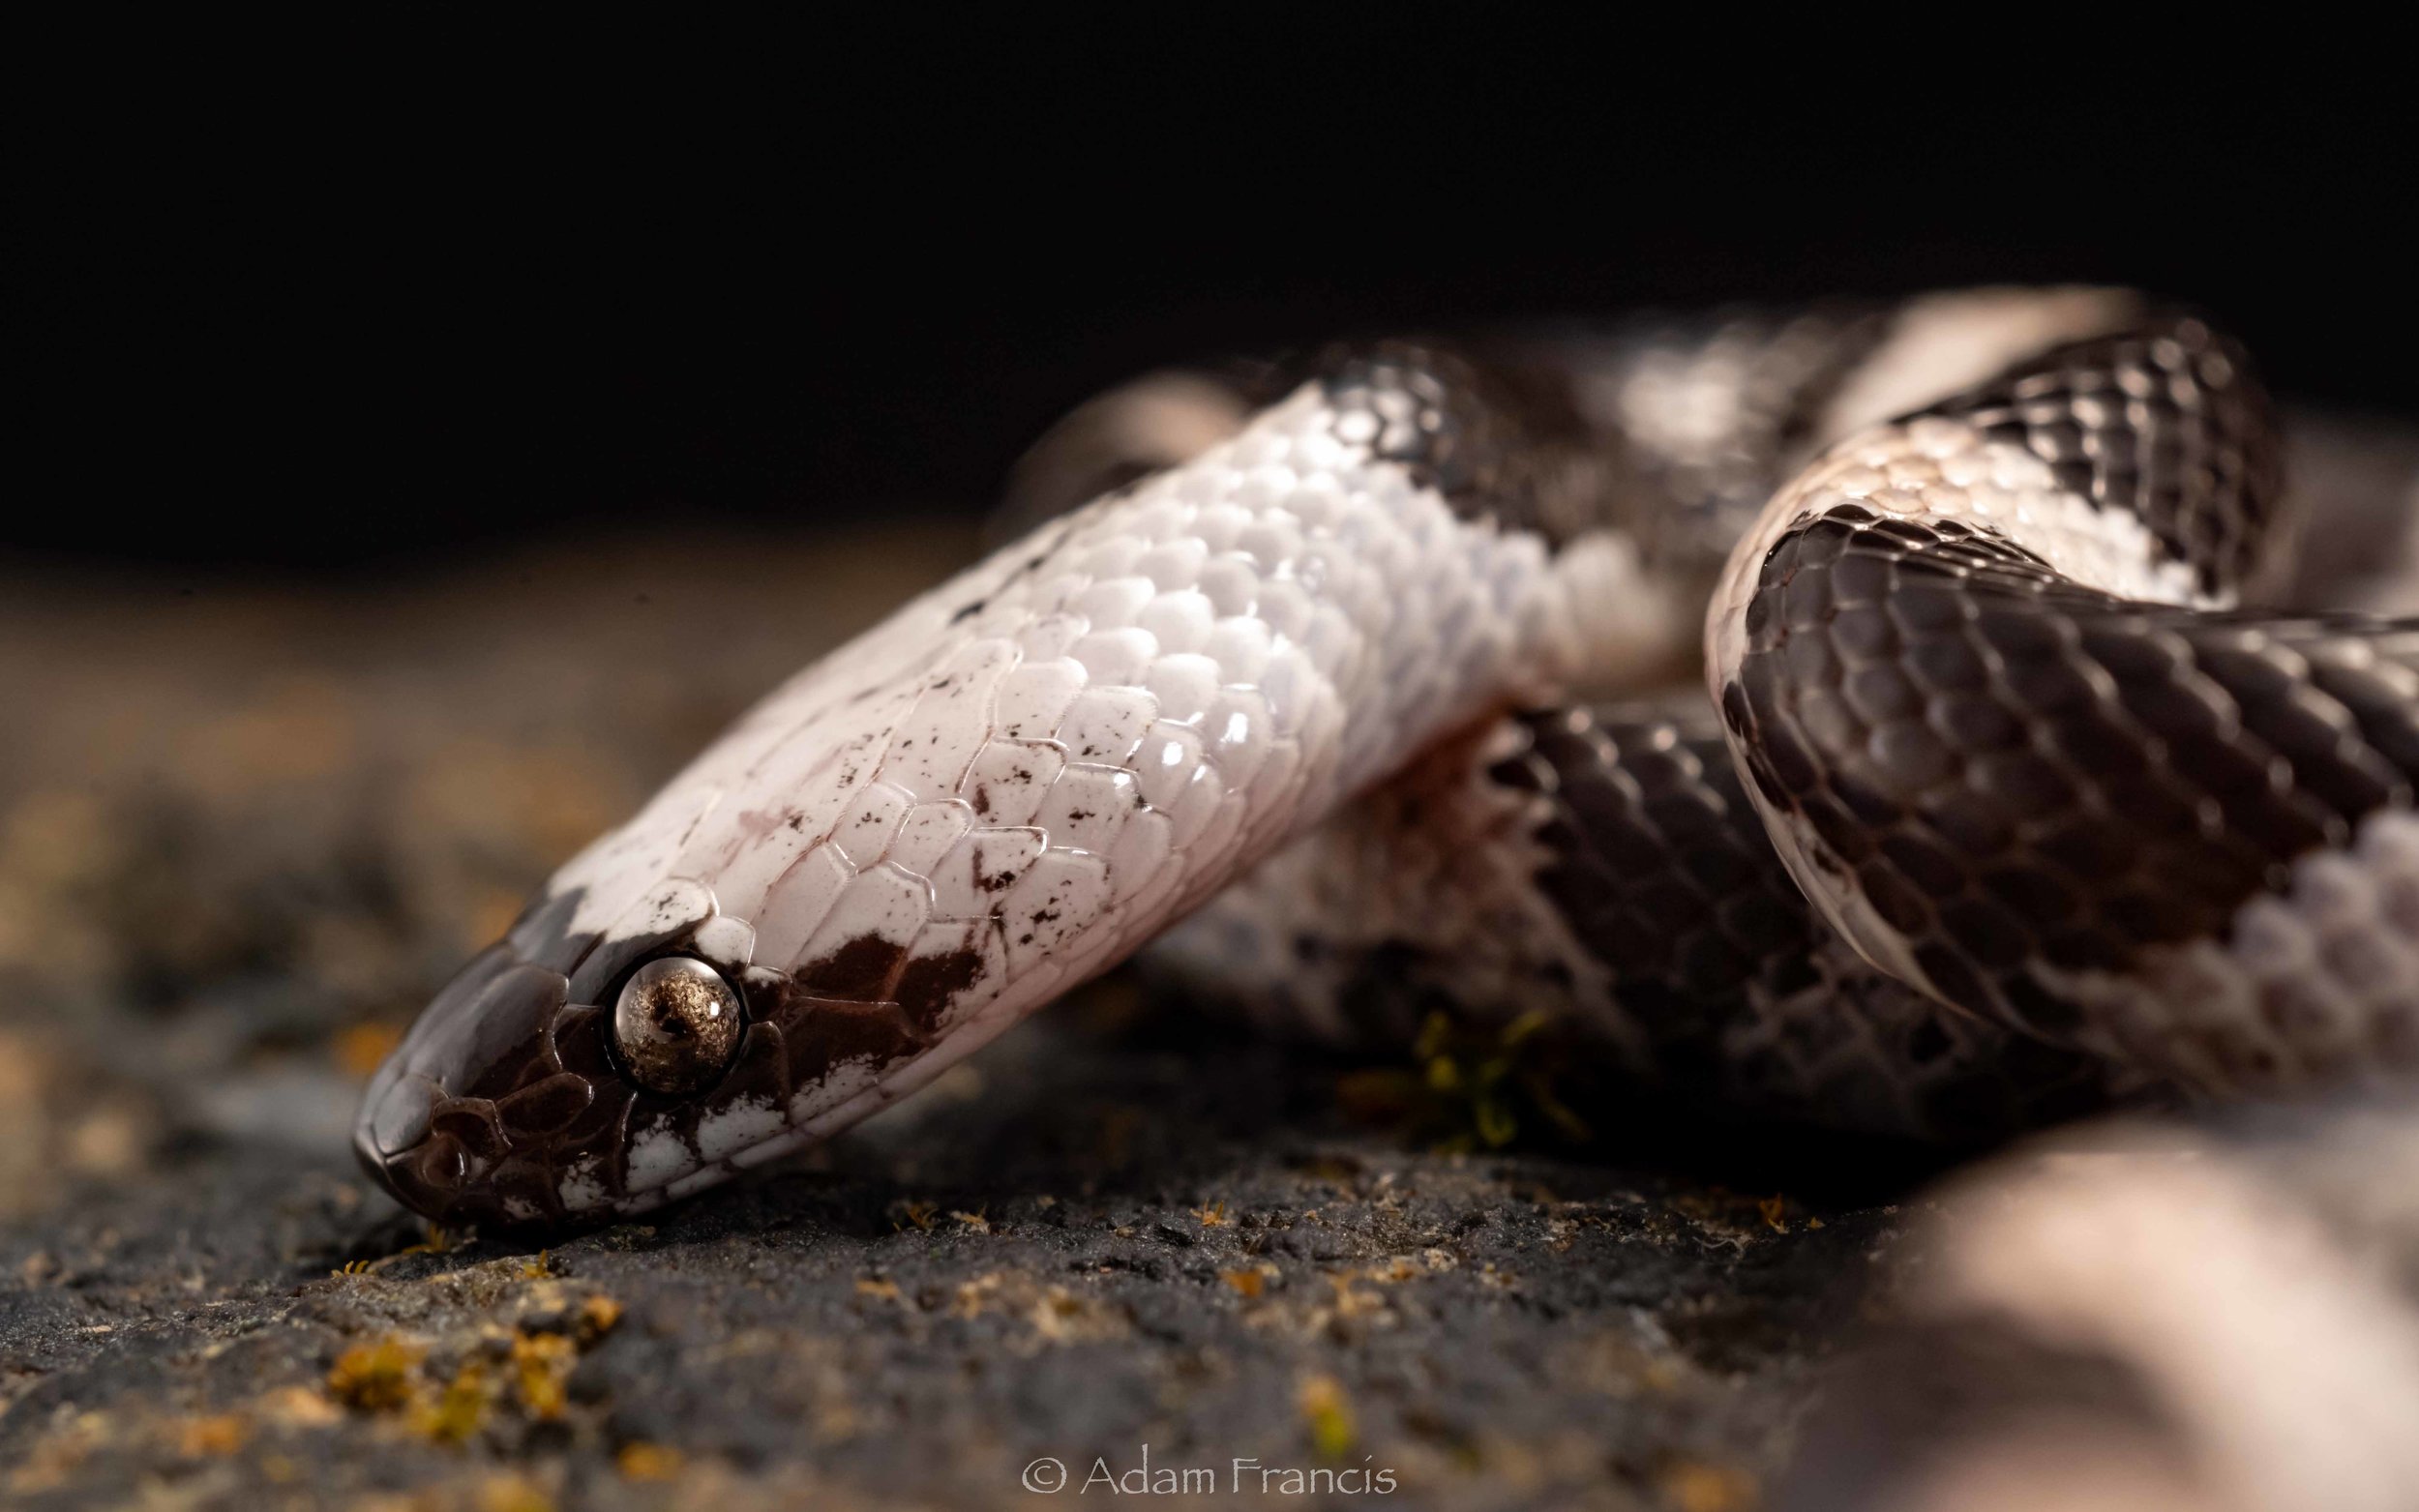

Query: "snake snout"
(352, 941), (596, 1225)
(352, 1069), (466, 1213)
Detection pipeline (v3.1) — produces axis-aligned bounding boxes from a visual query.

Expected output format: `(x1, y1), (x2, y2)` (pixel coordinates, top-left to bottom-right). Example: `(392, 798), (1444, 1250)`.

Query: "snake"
(347, 287), (2419, 1506)
(353, 286), (2419, 1228)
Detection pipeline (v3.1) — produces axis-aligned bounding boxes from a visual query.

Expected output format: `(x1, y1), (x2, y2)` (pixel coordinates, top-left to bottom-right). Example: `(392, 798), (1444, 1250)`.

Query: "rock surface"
(5, 1007), (1932, 1511)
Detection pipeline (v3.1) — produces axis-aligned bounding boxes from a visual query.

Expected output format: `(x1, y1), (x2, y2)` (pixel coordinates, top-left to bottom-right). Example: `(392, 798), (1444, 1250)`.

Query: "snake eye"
(612, 957), (745, 1095)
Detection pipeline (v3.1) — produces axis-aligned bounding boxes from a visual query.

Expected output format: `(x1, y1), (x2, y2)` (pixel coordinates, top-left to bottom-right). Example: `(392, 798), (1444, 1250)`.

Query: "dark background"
(16, 23), (2416, 571)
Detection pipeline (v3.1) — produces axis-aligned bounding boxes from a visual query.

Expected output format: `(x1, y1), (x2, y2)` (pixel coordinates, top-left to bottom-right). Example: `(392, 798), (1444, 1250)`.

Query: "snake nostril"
(373, 1132), (471, 1216)
(428, 1102), (510, 1163)
(352, 1072), (479, 1215)
(416, 1135), (467, 1189)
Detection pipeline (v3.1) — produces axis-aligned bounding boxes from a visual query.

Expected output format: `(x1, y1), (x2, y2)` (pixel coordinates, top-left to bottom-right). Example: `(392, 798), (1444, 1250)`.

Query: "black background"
(16, 21), (2417, 571)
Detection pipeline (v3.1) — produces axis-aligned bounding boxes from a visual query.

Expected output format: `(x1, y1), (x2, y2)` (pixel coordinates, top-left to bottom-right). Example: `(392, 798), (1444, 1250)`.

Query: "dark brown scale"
(1827, 549), (1896, 606)
(767, 992), (924, 1091)
(1797, 692), (1865, 765)
(1802, 791), (1879, 862)
(1792, 577), (1850, 637)
(2307, 658), (2419, 793)
(1971, 751), (2077, 813)
(1981, 864), (2078, 931)
(895, 944), (991, 1034)
(2047, 710), (2150, 780)
(1906, 636), (1991, 695)
(2032, 818), (2132, 879)
(1869, 720), (1959, 790)
(496, 1073), (593, 1138)
(549, 1002), (617, 1082)
(1783, 630), (1842, 689)
(1835, 765), (1913, 828)
(1846, 665), (1926, 726)
(1912, 946), (1987, 1011)
(1858, 864), (1936, 934)
(429, 1103), (508, 1163)
(1918, 787), (2019, 860)
(1681, 835), (1762, 895)
(448, 962), (567, 1101)
(1938, 899), (2035, 971)
(1881, 831), (1969, 898)
(1997, 651), (2104, 715)
(484, 1157), (561, 1221)
(796, 933), (911, 1002)
(713, 1022), (794, 1112)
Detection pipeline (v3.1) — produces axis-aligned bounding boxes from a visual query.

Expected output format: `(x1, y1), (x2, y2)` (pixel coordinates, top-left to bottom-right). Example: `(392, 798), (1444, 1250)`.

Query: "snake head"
(352, 862), (941, 1227)
(346, 879), (730, 1228)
